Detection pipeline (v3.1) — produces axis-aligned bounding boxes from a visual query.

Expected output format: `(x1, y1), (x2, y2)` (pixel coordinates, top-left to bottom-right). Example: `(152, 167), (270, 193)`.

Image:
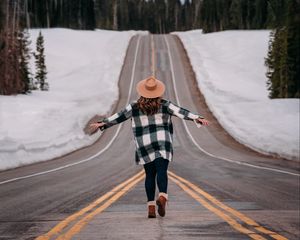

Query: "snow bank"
(174, 30), (299, 161)
(0, 28), (147, 171)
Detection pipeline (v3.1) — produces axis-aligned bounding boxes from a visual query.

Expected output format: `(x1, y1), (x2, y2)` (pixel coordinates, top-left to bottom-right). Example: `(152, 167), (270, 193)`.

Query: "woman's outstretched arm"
(166, 100), (209, 126)
(89, 103), (133, 133)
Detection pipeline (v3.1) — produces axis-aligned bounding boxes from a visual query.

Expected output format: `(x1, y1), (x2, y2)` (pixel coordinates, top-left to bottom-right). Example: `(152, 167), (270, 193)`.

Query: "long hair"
(137, 96), (162, 115)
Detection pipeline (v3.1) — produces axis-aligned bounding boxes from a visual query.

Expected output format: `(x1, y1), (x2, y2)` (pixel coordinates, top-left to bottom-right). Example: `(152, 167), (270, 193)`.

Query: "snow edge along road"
(0, 35), (142, 186)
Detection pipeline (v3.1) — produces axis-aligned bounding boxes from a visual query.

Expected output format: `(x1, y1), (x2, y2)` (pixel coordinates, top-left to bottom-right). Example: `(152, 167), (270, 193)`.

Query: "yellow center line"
(169, 171), (288, 240)
(169, 175), (267, 240)
(56, 174), (145, 240)
(151, 34), (156, 77)
(35, 170), (144, 240)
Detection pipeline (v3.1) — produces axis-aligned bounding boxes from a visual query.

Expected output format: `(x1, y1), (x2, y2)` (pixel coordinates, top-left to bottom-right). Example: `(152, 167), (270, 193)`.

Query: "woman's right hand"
(196, 118), (210, 126)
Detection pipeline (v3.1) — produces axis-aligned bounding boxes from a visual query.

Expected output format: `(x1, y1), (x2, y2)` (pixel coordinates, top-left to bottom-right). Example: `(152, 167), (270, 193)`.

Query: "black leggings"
(143, 157), (169, 202)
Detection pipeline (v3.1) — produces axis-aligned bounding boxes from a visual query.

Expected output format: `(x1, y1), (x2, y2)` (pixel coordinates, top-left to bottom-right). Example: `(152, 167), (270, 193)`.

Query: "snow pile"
(0, 28), (146, 171)
(174, 30), (299, 160)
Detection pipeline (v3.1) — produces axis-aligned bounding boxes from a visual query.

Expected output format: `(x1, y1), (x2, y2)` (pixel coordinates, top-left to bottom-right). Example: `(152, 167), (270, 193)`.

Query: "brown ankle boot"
(148, 205), (156, 218)
(156, 193), (168, 217)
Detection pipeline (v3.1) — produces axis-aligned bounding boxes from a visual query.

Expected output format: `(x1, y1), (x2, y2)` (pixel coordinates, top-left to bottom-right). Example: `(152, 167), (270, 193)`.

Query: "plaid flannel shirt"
(99, 99), (204, 165)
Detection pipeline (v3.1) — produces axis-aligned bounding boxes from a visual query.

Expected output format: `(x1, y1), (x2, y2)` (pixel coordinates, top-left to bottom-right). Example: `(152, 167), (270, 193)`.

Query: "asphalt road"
(0, 35), (299, 240)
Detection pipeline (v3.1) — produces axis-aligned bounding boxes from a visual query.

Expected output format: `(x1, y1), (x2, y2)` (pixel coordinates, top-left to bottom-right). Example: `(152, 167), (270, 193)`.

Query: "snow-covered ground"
(174, 30), (299, 160)
(0, 28), (298, 171)
(0, 28), (145, 171)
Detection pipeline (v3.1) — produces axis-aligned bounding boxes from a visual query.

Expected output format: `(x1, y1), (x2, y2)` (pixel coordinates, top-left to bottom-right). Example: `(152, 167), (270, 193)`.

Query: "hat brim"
(136, 78), (165, 98)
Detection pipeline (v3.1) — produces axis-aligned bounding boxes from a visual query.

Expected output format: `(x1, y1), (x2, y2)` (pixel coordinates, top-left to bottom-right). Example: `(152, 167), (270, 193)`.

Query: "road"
(0, 35), (299, 240)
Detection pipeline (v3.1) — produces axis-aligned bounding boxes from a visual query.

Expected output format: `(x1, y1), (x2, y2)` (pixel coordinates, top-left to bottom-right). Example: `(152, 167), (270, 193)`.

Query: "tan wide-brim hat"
(136, 76), (165, 98)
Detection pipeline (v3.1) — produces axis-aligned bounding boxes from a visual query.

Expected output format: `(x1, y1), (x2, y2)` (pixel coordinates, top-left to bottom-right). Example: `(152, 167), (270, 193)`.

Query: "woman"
(89, 76), (209, 218)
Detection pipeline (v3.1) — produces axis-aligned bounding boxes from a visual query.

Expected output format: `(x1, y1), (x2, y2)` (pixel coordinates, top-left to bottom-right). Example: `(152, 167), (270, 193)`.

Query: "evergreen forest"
(0, 0), (299, 97)
(23, 0), (298, 33)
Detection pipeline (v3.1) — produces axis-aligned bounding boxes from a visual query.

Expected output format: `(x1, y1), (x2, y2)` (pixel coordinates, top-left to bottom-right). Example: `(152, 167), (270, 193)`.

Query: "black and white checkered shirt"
(100, 99), (204, 165)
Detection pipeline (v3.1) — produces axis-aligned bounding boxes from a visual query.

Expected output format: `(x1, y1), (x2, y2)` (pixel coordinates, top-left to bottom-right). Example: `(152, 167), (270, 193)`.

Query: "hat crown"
(145, 77), (157, 91)
(136, 75), (165, 98)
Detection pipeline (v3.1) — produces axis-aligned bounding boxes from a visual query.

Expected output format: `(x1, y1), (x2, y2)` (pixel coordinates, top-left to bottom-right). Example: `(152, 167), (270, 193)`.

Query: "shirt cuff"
(97, 119), (109, 131)
(193, 115), (205, 128)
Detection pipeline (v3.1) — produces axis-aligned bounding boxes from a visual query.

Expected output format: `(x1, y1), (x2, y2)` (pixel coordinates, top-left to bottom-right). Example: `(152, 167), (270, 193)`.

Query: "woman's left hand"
(197, 118), (210, 126)
(88, 122), (105, 134)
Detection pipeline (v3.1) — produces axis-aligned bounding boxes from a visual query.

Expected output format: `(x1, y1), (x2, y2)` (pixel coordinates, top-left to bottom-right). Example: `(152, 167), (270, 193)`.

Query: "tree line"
(0, 0), (299, 98)
(25, 0), (195, 33)
(25, 0), (293, 33)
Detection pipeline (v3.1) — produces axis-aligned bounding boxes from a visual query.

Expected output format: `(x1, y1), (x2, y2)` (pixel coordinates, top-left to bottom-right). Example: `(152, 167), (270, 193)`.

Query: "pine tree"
(278, 27), (288, 98)
(18, 29), (34, 93)
(34, 31), (48, 91)
(252, 0), (268, 28)
(218, 0), (231, 31)
(229, 0), (243, 29)
(265, 30), (277, 98)
(201, 0), (218, 33)
(265, 28), (288, 98)
(245, 0), (255, 29)
(266, 0), (287, 28)
(265, 0), (299, 99)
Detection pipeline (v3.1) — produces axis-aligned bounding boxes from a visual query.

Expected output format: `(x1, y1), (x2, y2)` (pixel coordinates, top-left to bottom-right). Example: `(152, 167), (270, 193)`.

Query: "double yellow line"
(35, 171), (144, 240)
(36, 170), (288, 240)
(168, 171), (288, 240)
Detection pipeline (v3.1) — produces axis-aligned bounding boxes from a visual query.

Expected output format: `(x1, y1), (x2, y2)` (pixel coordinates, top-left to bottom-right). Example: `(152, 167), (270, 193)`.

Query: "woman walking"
(89, 76), (209, 218)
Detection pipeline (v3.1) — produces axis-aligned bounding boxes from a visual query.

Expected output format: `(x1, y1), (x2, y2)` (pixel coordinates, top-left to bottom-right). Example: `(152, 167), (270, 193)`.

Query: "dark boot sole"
(156, 199), (166, 217)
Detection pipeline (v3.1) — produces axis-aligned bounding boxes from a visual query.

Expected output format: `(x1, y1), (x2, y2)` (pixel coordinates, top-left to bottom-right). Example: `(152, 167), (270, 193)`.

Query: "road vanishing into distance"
(0, 35), (299, 240)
